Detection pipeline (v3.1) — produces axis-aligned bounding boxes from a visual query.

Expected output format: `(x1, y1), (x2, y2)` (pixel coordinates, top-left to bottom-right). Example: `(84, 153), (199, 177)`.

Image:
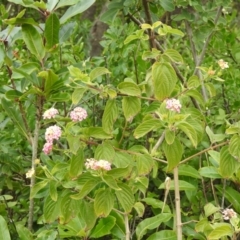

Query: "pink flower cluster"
(222, 208), (237, 220)
(70, 107), (88, 122)
(166, 98), (182, 113)
(43, 108), (58, 119)
(85, 158), (111, 171)
(42, 106), (87, 154)
(42, 125), (62, 155)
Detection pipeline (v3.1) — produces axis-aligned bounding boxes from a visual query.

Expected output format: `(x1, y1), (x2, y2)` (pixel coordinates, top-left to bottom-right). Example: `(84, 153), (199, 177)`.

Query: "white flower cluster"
(222, 208), (237, 220)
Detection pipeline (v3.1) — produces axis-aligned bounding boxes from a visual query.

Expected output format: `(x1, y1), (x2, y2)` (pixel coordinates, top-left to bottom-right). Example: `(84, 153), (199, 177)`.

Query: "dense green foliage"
(1, 0), (240, 239)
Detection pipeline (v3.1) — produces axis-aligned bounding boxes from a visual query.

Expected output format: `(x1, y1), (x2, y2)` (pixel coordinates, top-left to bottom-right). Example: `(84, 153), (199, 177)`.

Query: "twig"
(180, 141), (228, 165)
(151, 131), (165, 154)
(193, 6), (223, 75)
(28, 96), (43, 231)
(174, 167), (182, 240)
(221, 179), (226, 208)
(142, 0), (155, 49)
(124, 213), (130, 240)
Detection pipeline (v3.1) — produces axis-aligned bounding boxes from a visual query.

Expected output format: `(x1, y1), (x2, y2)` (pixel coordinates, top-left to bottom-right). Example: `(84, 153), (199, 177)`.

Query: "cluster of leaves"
(1, 0), (240, 239)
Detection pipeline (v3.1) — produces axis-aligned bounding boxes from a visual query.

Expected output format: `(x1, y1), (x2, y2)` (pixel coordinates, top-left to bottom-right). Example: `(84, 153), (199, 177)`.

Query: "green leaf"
(71, 178), (100, 200)
(94, 188), (114, 217)
(165, 129), (175, 145)
(204, 203), (220, 217)
(122, 96), (141, 121)
(0, 216), (11, 240)
(59, 22), (76, 43)
(72, 87), (87, 105)
(115, 183), (135, 213)
(185, 89), (205, 107)
(106, 166), (130, 179)
(159, 0), (175, 12)
(163, 49), (183, 63)
(5, 90), (22, 100)
(89, 67), (110, 81)
(142, 49), (161, 60)
(118, 82), (141, 96)
(207, 223), (233, 239)
(136, 154), (154, 175)
(147, 230), (177, 240)
(68, 66), (90, 83)
(159, 180), (196, 191)
(60, 193), (78, 223)
(177, 122), (198, 147)
(102, 174), (121, 190)
(79, 200), (97, 230)
(102, 99), (118, 134)
(86, 127), (112, 139)
(163, 138), (183, 171)
(136, 213), (172, 240)
(229, 135), (240, 159)
(12, 62), (39, 79)
(60, 0), (96, 24)
(66, 134), (80, 154)
(226, 122), (240, 135)
(178, 165), (201, 179)
(43, 69), (59, 96)
(187, 75), (200, 89)
(134, 118), (161, 138)
(16, 223), (33, 240)
(152, 62), (177, 100)
(90, 216), (116, 238)
(22, 24), (45, 60)
(109, 211), (125, 239)
(216, 185), (240, 212)
(55, 0), (80, 9)
(44, 13), (60, 49)
(199, 167), (222, 179)
(220, 146), (239, 178)
(7, 0), (38, 9)
(1, 98), (29, 141)
(69, 148), (84, 178)
(48, 92), (70, 102)
(0, 45), (5, 68)
(206, 126), (226, 144)
(43, 195), (60, 223)
(30, 179), (49, 199)
(49, 181), (58, 201)
(94, 142), (115, 161)
(134, 202), (145, 217)
(143, 198), (171, 213)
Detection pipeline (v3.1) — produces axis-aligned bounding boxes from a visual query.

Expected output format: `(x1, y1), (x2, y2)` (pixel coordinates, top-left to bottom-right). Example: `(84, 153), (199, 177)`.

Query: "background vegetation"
(1, 0), (240, 239)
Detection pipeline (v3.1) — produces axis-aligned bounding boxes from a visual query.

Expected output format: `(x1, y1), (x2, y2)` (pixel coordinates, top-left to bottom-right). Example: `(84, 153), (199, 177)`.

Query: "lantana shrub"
(1, 0), (240, 240)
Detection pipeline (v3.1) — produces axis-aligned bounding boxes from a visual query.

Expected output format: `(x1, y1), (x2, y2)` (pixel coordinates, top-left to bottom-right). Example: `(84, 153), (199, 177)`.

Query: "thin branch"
(221, 179), (226, 208)
(174, 167), (182, 240)
(193, 6), (223, 75)
(180, 141), (228, 165)
(142, 0), (155, 49)
(184, 20), (198, 64)
(151, 131), (165, 154)
(28, 96), (43, 231)
(124, 213), (130, 240)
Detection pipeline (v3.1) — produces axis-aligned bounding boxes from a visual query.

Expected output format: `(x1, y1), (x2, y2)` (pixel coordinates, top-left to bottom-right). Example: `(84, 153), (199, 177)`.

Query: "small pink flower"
(97, 160), (111, 171)
(43, 108), (59, 119)
(70, 107), (87, 122)
(45, 125), (62, 143)
(42, 142), (53, 155)
(222, 208), (237, 220)
(85, 158), (111, 171)
(218, 59), (229, 69)
(166, 98), (182, 113)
